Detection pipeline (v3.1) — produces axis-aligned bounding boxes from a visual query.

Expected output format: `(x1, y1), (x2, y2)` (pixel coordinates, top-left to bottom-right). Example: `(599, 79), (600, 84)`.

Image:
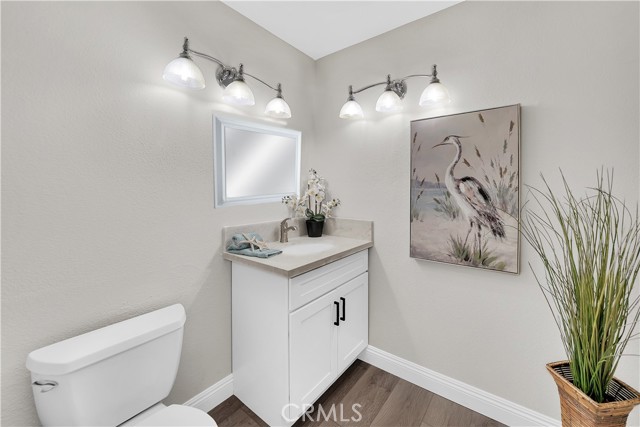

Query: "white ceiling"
(221, 1), (462, 60)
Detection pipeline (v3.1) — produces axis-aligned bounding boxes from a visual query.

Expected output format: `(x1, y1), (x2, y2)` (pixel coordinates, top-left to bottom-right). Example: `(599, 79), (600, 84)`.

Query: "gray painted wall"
(2, 1), (639, 425)
(1, 2), (315, 425)
(312, 1), (639, 422)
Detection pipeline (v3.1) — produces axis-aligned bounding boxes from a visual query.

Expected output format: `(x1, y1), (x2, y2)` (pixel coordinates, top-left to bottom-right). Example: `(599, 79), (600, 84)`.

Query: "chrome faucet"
(280, 218), (297, 243)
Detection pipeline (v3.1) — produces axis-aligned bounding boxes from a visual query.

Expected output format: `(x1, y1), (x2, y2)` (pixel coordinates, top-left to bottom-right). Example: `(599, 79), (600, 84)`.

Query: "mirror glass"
(214, 115), (301, 207)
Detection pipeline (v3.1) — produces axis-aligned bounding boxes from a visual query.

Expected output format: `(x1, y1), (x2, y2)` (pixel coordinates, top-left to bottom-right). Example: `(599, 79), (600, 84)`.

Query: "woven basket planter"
(547, 361), (640, 427)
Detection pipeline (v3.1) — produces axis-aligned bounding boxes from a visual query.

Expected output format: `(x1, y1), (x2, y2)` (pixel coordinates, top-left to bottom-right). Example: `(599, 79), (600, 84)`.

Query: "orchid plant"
(282, 169), (341, 222)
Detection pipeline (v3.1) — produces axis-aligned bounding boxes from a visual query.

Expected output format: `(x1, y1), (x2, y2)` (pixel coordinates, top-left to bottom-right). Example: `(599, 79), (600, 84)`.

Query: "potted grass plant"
(282, 169), (341, 238)
(521, 171), (640, 426)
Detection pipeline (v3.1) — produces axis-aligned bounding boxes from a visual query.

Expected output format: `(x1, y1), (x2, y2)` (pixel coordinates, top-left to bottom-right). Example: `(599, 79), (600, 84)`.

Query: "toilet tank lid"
(27, 304), (186, 376)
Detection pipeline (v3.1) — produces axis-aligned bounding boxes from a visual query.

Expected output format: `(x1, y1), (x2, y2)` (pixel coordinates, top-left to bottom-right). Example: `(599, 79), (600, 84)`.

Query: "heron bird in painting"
(432, 135), (505, 257)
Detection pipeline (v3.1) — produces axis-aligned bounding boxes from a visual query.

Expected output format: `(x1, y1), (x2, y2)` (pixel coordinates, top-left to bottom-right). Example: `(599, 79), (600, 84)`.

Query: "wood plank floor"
(209, 360), (505, 427)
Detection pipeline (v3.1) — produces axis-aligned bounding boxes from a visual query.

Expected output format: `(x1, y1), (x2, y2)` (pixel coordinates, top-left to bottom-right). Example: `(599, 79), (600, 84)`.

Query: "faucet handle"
(280, 217), (294, 243)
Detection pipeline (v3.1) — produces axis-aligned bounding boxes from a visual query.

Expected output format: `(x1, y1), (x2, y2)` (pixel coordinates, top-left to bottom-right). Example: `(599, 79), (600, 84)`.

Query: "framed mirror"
(213, 115), (301, 207)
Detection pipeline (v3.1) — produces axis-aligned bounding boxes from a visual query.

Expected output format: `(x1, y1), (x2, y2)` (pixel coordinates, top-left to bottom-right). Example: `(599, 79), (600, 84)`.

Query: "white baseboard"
(359, 345), (559, 427)
(184, 347), (559, 426)
(184, 374), (234, 413)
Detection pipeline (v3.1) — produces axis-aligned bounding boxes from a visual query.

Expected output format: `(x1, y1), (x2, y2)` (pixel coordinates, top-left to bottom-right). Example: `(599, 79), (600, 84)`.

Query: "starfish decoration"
(237, 233), (270, 252)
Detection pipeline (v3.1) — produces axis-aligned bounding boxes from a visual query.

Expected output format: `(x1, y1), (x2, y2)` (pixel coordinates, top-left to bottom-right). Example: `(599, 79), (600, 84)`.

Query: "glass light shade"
(339, 100), (364, 119)
(375, 90), (403, 113)
(222, 80), (255, 106)
(163, 56), (206, 90)
(265, 96), (291, 118)
(419, 82), (451, 107)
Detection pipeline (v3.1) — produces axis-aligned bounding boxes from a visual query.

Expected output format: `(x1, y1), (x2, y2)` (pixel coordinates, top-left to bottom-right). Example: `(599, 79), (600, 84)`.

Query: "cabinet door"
(336, 272), (369, 373)
(289, 289), (338, 420)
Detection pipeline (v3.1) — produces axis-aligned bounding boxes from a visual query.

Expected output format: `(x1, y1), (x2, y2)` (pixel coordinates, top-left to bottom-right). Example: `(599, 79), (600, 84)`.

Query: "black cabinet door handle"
(334, 301), (340, 326)
(340, 297), (346, 321)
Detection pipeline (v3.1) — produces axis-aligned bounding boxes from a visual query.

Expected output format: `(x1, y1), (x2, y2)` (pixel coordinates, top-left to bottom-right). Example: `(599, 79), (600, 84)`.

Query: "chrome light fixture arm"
(243, 71), (281, 94)
(165, 37), (292, 117)
(188, 48), (225, 68)
(349, 75), (406, 100)
(401, 64), (442, 84)
(338, 64), (449, 119)
(184, 38), (283, 96)
(347, 65), (440, 100)
(350, 80), (388, 95)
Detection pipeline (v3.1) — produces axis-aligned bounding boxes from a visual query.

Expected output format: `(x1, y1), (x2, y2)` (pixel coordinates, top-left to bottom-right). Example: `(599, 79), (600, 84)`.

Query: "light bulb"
(265, 96), (292, 118)
(222, 80), (255, 106)
(375, 90), (403, 113)
(163, 56), (205, 90)
(339, 100), (364, 119)
(419, 82), (451, 107)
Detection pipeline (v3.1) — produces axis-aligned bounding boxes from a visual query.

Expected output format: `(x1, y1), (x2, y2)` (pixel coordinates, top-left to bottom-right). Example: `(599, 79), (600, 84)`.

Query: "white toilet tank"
(27, 304), (187, 426)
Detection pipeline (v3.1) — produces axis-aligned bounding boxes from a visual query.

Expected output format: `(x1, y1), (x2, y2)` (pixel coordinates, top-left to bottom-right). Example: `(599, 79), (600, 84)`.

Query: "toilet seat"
(135, 405), (217, 426)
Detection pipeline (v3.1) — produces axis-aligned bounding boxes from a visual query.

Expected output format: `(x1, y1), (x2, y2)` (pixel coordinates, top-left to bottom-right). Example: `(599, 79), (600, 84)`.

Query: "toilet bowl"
(122, 404), (215, 426)
(27, 304), (217, 427)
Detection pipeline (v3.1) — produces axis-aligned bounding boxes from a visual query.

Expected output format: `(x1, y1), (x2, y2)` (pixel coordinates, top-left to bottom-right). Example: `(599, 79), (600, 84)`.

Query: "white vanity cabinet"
(231, 250), (368, 426)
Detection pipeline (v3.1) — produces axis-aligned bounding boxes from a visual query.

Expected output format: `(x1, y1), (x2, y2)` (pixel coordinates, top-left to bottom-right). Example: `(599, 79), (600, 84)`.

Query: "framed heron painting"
(410, 104), (521, 274)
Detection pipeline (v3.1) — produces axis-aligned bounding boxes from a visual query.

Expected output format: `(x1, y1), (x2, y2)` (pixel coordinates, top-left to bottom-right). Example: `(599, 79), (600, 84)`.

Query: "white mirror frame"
(213, 115), (301, 208)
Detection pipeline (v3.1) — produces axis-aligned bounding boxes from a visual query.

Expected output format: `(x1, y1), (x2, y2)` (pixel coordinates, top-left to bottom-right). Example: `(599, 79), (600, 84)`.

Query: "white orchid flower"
(283, 169), (340, 220)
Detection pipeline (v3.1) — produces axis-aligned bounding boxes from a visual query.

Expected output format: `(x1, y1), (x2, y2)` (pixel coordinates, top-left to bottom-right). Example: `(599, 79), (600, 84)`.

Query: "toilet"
(26, 304), (217, 427)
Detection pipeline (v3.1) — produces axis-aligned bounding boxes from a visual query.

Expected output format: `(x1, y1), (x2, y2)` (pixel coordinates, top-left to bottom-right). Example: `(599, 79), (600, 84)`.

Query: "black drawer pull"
(334, 301), (340, 326)
(340, 297), (346, 321)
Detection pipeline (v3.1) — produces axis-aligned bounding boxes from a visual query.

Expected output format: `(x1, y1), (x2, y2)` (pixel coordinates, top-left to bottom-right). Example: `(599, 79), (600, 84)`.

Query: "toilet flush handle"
(32, 380), (58, 393)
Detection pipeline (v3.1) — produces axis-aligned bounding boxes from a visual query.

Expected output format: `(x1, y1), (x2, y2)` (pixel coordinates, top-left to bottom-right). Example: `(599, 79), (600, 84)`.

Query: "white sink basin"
(281, 242), (335, 256)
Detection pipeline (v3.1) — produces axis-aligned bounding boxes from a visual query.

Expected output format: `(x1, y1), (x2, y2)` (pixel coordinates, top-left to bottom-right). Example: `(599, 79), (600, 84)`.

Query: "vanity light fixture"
(339, 65), (450, 119)
(163, 37), (292, 119)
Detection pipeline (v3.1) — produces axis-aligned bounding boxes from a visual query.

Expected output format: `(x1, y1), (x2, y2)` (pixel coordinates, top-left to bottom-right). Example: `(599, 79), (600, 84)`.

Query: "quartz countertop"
(222, 218), (373, 278)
